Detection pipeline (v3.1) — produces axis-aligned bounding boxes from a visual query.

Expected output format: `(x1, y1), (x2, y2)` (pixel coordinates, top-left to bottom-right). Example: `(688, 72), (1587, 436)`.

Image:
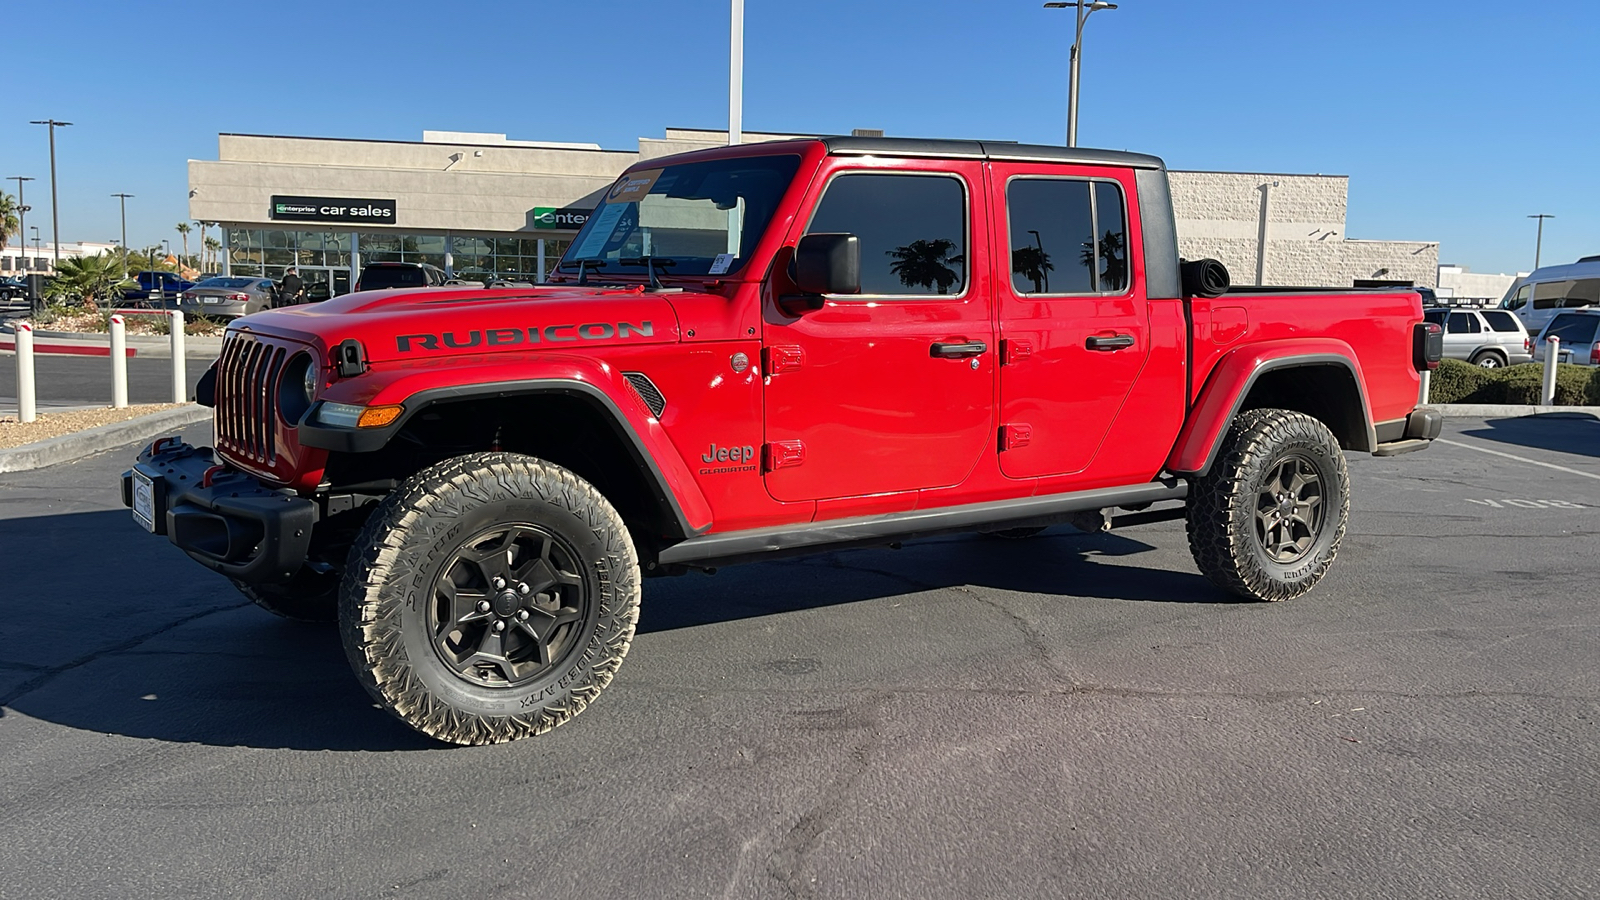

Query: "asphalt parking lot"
(0, 416), (1595, 899)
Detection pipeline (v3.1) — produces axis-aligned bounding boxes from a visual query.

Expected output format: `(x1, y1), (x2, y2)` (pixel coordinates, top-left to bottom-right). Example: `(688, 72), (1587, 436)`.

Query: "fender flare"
(1168, 339), (1376, 477)
(299, 376), (713, 539)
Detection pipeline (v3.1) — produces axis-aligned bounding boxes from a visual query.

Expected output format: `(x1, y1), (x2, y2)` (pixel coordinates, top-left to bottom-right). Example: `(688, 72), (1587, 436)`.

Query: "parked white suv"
(1424, 308), (1533, 368)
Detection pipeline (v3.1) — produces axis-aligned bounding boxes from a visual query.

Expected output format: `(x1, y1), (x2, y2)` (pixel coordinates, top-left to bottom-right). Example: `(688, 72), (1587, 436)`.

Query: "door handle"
(930, 340), (988, 359)
(1086, 334), (1135, 351)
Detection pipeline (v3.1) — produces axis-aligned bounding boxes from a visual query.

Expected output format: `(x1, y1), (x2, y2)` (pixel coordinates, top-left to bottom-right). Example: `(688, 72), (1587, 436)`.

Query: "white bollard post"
(1420, 369), (1431, 405)
(170, 310), (187, 403)
(16, 321), (38, 423)
(110, 314), (128, 408)
(1541, 336), (1560, 406)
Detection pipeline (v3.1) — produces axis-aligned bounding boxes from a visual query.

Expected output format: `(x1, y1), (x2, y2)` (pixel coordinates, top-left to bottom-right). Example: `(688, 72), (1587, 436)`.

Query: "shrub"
(1430, 359), (1598, 406)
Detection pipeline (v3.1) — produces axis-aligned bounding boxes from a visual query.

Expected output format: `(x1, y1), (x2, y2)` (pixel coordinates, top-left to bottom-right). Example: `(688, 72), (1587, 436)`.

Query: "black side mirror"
(795, 233), (860, 296)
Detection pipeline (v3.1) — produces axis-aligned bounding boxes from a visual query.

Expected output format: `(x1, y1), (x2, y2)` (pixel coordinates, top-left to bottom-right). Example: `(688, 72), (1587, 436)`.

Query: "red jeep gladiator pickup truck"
(123, 136), (1444, 745)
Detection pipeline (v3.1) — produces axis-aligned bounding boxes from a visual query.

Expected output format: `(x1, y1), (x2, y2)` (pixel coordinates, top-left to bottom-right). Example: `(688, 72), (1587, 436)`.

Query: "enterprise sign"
(532, 206), (593, 230)
(270, 195), (397, 224)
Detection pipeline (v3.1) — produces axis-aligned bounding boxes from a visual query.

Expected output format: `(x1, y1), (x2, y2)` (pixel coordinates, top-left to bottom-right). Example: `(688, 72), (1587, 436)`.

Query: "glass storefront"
(227, 228), (571, 286)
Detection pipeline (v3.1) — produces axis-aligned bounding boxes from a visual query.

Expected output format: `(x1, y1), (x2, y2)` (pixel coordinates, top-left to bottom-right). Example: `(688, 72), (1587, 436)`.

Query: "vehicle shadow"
(1457, 413), (1600, 460)
(0, 510), (1216, 751)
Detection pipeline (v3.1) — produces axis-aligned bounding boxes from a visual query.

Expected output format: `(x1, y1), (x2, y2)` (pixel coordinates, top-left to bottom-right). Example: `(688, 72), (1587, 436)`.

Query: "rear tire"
(1186, 409), (1349, 602)
(230, 567), (339, 623)
(340, 452), (640, 745)
(1470, 350), (1506, 368)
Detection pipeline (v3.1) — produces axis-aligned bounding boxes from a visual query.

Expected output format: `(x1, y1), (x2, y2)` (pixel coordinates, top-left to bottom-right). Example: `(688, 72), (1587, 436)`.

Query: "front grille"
(215, 333), (288, 466)
(623, 372), (666, 417)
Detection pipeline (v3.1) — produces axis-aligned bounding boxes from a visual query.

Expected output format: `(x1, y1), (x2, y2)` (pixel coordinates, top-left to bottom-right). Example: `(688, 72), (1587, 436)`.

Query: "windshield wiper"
(556, 258), (606, 286)
(620, 256), (679, 292)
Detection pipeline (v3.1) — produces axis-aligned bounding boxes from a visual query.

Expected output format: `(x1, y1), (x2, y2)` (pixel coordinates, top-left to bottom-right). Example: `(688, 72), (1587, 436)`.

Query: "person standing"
(279, 267), (304, 306)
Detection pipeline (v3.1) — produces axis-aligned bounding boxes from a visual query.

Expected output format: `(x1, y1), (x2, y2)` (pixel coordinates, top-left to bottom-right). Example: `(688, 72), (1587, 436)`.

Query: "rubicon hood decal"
(397, 320), (655, 353)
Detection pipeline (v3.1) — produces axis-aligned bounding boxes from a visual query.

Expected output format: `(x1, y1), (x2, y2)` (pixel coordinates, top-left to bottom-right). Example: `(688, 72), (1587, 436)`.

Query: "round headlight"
(279, 353), (316, 425)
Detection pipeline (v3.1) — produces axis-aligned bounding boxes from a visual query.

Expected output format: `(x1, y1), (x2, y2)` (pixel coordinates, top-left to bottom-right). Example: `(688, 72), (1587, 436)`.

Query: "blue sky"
(3, 0), (1596, 277)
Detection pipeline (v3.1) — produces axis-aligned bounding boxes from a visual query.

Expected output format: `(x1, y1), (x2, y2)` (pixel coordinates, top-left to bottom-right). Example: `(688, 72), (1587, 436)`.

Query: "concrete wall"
(1438, 265), (1521, 300)
(1170, 170), (1438, 288)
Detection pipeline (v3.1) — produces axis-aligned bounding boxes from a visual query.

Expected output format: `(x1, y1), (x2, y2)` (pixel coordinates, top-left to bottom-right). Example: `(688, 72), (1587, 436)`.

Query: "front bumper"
(121, 438), (316, 582)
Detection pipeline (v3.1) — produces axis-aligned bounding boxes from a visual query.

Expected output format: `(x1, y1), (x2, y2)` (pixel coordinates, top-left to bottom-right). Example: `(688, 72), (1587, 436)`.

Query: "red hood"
(230, 285), (685, 363)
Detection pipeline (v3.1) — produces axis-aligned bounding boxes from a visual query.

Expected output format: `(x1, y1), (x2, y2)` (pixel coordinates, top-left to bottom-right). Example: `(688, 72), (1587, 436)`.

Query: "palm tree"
(176, 222), (192, 273)
(1011, 246), (1054, 293)
(0, 191), (19, 254)
(204, 236), (221, 272)
(1080, 230), (1128, 291)
(43, 253), (135, 311)
(887, 238), (964, 294)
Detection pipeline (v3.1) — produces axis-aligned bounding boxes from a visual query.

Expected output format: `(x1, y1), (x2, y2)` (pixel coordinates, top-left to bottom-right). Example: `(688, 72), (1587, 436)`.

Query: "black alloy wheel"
(1253, 455), (1326, 564)
(431, 523), (591, 688)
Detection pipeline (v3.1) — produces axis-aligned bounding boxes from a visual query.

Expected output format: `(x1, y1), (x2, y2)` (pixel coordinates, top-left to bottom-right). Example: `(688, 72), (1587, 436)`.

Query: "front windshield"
(560, 154), (801, 278)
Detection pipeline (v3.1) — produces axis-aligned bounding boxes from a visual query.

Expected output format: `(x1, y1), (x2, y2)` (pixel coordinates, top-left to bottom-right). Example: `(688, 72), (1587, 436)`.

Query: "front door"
(762, 160), (995, 503)
(990, 164), (1150, 480)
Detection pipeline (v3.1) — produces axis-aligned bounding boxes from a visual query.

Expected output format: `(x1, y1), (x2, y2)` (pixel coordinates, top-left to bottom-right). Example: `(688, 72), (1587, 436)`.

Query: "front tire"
(340, 453), (640, 745)
(1186, 409), (1349, 602)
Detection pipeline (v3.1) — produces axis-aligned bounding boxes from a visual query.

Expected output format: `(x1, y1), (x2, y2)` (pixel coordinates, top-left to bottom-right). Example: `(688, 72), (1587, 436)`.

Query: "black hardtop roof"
(818, 135), (1166, 170)
(641, 136), (1166, 171)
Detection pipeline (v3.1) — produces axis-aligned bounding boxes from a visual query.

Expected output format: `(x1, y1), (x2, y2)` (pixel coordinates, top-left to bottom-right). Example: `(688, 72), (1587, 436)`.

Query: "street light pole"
(29, 120), (72, 269)
(729, 0), (743, 146)
(8, 176), (33, 274)
(1044, 1), (1119, 148)
(112, 193), (133, 276)
(1528, 214), (1554, 269)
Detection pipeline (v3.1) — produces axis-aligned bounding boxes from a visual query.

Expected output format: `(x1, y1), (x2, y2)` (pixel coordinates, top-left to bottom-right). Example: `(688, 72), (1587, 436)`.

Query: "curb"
(0, 405), (212, 474)
(1432, 404), (1600, 419)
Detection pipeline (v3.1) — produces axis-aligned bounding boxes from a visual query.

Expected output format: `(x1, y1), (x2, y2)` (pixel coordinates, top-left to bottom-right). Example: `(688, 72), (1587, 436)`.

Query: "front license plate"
(132, 468), (157, 532)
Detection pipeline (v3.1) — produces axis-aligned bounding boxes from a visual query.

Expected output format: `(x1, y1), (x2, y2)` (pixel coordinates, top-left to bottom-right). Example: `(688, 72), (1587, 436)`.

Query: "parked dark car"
(0, 277), (28, 303)
(120, 270), (195, 307)
(177, 277), (279, 319)
(354, 262), (449, 292)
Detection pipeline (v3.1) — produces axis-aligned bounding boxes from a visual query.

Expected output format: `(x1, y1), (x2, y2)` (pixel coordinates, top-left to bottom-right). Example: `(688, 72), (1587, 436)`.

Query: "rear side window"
(1542, 314), (1600, 345)
(807, 173), (967, 296)
(1481, 310), (1522, 332)
(1531, 278), (1600, 310)
(1005, 178), (1129, 295)
(361, 266), (426, 290)
(1447, 312), (1481, 334)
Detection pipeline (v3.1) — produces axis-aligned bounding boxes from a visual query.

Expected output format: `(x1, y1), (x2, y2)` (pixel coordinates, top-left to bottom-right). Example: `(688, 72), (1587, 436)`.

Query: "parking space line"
(1436, 438), (1600, 482)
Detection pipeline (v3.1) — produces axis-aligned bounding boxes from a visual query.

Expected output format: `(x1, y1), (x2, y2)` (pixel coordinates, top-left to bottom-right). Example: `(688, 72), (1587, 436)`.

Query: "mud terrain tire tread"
(339, 452), (640, 745)
(1186, 409), (1350, 602)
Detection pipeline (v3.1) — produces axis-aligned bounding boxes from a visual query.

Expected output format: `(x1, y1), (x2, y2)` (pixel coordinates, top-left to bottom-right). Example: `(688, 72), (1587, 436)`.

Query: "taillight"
(1525, 337), (1533, 352)
(1591, 343), (1600, 365)
(231, 292), (249, 301)
(1414, 322), (1444, 371)
(180, 291), (192, 301)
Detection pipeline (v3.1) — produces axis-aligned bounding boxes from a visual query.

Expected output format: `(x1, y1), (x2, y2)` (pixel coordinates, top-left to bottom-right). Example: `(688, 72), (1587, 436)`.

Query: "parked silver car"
(1423, 307), (1533, 368)
(176, 277), (279, 319)
(1532, 309), (1600, 367)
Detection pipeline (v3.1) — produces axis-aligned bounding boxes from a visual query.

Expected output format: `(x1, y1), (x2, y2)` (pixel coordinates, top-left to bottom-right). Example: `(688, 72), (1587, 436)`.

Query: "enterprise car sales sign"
(270, 196), (397, 224)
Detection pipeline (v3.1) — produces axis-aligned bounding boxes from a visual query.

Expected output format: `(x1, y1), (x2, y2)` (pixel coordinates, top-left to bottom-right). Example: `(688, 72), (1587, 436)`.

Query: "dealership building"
(188, 127), (1437, 293)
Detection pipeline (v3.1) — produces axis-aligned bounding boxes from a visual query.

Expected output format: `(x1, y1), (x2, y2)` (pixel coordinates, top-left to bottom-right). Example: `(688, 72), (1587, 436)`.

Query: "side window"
(1481, 311), (1521, 332)
(1094, 182), (1129, 293)
(1504, 285), (1530, 311)
(1447, 312), (1480, 334)
(1005, 178), (1129, 295)
(807, 173), (966, 296)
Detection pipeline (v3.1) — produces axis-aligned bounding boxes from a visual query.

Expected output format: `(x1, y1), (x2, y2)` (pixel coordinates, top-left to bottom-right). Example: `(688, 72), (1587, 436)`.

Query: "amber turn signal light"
(356, 405), (404, 428)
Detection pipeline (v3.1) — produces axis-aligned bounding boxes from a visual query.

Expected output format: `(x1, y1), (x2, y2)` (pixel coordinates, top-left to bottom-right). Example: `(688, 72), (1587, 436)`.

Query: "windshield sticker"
(573, 203), (629, 259)
(606, 169), (663, 205)
(708, 253), (736, 275)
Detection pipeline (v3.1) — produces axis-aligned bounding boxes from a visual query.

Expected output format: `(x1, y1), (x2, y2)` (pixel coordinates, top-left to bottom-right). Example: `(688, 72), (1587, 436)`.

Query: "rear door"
(1443, 311), (1482, 359)
(762, 158), (995, 502)
(989, 163), (1149, 479)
